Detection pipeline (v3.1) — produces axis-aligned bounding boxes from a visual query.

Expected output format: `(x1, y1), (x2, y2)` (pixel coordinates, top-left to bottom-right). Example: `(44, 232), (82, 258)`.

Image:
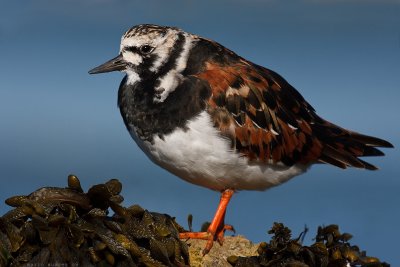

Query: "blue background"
(1, 0), (399, 264)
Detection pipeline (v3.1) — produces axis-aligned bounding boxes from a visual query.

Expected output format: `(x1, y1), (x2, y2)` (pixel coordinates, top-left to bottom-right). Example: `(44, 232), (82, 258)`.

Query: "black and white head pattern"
(120, 24), (196, 103)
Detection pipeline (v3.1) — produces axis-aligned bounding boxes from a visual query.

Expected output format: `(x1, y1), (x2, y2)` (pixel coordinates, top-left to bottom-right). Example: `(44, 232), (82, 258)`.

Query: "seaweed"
(227, 223), (390, 267)
(0, 175), (189, 267)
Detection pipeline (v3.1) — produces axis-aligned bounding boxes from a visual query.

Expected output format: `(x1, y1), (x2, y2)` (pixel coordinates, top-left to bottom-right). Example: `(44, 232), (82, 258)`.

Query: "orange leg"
(179, 189), (235, 255)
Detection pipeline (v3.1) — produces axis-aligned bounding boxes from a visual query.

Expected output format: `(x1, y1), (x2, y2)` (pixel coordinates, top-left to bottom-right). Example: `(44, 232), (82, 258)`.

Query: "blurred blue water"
(1, 0), (399, 264)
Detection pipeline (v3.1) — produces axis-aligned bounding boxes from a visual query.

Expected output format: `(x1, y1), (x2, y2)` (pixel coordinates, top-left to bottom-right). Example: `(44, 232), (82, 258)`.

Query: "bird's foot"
(179, 189), (235, 255)
(179, 224), (235, 255)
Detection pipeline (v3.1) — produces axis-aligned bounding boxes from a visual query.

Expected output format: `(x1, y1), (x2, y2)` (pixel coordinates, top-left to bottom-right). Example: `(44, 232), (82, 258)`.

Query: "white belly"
(130, 111), (308, 191)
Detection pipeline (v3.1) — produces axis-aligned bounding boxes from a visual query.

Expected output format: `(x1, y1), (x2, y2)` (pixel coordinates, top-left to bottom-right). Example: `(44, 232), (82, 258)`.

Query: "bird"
(89, 24), (393, 255)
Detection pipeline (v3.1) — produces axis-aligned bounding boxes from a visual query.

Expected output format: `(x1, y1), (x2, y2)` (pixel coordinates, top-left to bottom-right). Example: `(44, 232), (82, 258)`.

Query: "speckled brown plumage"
(195, 56), (392, 169)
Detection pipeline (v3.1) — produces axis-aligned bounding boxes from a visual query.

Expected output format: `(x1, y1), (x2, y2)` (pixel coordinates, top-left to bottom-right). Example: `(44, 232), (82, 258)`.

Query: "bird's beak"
(88, 54), (127, 74)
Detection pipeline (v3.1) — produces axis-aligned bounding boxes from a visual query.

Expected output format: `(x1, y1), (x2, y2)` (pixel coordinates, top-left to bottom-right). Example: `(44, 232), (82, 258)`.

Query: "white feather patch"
(126, 71), (141, 85)
(153, 33), (194, 103)
(154, 71), (182, 102)
(123, 52), (142, 67)
(149, 29), (179, 72)
(131, 111), (308, 191)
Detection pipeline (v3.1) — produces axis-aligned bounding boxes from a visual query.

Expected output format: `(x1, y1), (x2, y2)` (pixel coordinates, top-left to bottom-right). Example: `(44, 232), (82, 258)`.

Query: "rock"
(186, 235), (258, 267)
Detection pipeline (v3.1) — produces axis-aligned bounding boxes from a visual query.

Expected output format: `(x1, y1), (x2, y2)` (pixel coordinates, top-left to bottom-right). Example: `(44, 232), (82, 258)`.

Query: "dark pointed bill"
(88, 54), (127, 74)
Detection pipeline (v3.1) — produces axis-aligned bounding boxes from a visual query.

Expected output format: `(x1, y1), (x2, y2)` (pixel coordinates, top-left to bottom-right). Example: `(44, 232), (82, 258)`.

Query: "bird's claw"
(179, 223), (235, 255)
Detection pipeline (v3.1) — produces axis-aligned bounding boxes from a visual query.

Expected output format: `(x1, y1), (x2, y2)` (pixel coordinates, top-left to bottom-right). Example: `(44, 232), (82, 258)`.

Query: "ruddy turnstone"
(89, 24), (393, 254)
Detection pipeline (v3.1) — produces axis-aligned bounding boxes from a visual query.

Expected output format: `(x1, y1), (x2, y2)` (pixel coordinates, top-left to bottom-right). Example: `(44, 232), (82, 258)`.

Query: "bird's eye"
(139, 45), (153, 54)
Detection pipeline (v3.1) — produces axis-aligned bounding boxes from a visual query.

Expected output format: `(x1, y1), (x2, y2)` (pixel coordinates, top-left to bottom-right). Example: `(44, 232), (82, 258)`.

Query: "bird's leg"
(179, 189), (235, 255)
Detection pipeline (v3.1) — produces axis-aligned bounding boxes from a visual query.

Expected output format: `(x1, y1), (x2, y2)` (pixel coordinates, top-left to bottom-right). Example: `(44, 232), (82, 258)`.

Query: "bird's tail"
(312, 120), (393, 170)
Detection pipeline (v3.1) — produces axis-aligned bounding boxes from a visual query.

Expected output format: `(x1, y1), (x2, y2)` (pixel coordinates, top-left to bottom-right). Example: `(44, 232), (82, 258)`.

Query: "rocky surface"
(186, 235), (258, 267)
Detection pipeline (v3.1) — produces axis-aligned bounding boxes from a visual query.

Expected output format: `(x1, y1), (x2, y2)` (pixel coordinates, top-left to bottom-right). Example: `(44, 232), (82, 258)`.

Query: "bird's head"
(89, 24), (196, 86)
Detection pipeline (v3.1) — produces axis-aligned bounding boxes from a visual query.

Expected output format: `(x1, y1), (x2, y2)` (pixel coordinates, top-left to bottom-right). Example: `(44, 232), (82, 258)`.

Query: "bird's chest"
(118, 76), (210, 142)
(118, 78), (306, 191)
(119, 95), (186, 143)
(132, 111), (240, 187)
(128, 111), (307, 191)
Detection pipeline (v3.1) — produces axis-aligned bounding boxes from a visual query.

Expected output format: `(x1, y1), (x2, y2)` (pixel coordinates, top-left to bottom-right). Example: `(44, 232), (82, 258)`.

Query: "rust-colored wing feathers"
(194, 58), (393, 169)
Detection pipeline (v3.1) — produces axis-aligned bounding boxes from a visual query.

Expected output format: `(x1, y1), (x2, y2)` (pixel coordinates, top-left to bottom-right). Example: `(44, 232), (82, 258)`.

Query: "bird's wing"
(193, 58), (392, 169)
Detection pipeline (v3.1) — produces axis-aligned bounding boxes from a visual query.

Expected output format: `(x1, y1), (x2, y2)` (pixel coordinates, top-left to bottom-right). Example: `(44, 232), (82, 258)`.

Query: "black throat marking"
(118, 75), (211, 142)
